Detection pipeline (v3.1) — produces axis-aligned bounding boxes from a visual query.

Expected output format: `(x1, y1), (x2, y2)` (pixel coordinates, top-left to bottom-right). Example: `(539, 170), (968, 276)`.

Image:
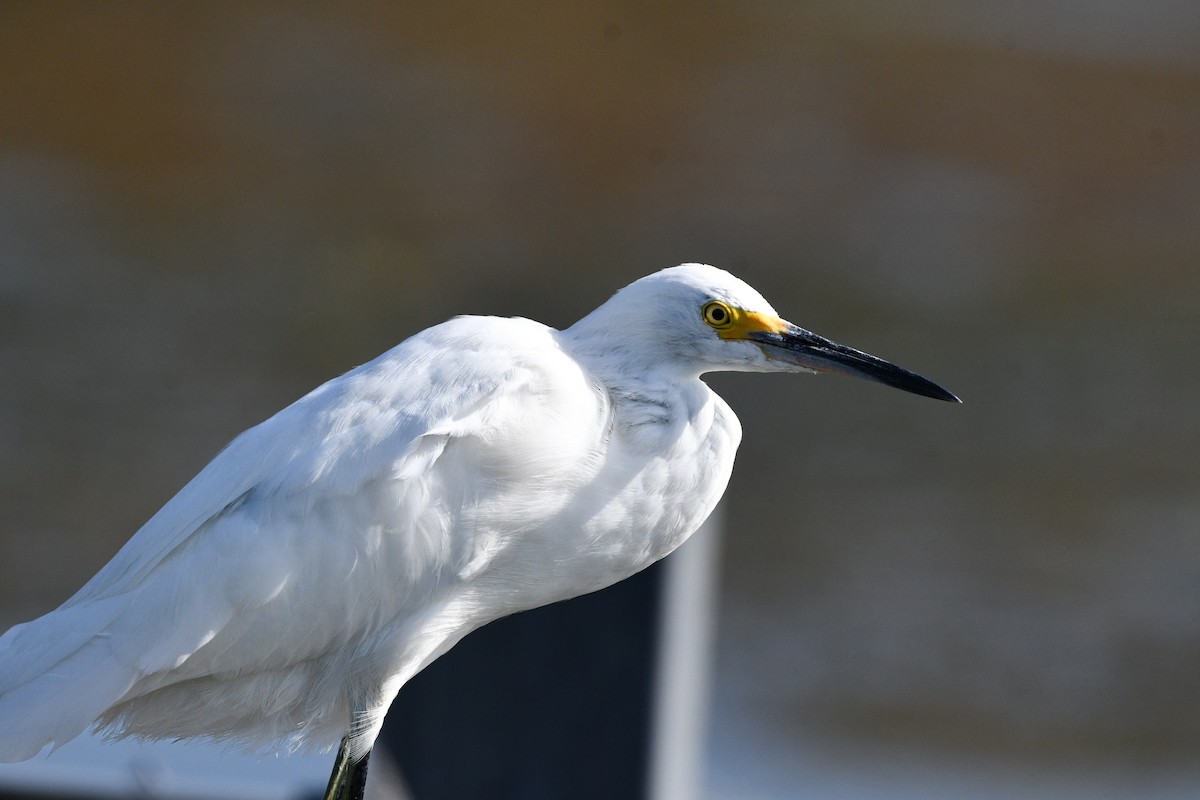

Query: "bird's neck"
(558, 323), (700, 381)
(607, 382), (682, 428)
(556, 322), (709, 433)
(569, 353), (704, 436)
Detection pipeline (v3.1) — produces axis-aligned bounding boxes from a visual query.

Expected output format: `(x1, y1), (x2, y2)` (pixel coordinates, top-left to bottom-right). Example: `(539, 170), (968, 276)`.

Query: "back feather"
(0, 316), (567, 760)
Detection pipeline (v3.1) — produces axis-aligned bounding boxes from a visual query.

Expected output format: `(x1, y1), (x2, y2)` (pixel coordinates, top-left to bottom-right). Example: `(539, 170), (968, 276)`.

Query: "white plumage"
(0, 264), (956, 785)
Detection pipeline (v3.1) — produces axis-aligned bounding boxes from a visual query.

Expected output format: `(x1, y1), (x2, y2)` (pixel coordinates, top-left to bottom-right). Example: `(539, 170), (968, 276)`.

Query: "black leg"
(323, 736), (371, 800)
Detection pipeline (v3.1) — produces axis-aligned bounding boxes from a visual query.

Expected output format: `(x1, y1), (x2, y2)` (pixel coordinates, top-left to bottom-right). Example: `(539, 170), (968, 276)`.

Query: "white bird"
(0, 264), (957, 799)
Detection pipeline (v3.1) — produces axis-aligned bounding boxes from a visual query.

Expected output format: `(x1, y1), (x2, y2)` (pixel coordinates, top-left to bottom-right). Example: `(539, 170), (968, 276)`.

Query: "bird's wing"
(64, 316), (551, 607)
(0, 316), (596, 758)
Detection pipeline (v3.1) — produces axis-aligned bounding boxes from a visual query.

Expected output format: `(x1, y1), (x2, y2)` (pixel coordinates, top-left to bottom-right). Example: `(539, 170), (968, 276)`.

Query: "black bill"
(748, 324), (961, 403)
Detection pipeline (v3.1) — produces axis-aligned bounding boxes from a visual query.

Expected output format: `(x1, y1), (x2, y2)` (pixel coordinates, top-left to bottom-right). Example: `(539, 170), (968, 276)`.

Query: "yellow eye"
(702, 301), (734, 328)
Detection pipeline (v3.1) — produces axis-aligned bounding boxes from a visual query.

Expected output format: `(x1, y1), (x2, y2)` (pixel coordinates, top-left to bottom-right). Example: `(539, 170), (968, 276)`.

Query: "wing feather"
(0, 315), (574, 758)
(64, 316), (539, 605)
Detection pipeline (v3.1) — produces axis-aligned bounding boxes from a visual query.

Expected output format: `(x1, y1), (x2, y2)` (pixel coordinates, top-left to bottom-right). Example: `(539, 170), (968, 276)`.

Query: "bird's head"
(566, 263), (959, 402)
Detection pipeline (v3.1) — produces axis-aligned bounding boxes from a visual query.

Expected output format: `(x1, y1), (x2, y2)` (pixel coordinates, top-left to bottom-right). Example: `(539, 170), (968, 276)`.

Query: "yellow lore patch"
(714, 309), (790, 340)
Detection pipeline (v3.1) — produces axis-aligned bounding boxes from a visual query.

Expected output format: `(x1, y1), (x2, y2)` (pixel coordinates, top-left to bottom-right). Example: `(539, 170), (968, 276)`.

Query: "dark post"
(380, 562), (665, 800)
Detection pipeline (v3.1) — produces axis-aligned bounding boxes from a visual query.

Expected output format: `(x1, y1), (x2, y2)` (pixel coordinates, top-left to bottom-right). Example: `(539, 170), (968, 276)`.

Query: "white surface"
(0, 732), (328, 800)
(650, 509), (722, 800)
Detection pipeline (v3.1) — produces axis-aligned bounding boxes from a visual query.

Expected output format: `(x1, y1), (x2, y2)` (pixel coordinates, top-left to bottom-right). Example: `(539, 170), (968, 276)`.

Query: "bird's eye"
(702, 301), (733, 328)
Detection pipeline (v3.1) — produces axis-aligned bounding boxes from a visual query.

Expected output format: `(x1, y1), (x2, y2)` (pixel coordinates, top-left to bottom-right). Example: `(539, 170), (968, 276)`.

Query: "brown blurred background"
(1, 2), (1198, 797)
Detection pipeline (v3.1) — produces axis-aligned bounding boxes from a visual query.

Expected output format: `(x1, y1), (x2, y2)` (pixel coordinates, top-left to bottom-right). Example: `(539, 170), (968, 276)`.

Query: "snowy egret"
(0, 264), (958, 799)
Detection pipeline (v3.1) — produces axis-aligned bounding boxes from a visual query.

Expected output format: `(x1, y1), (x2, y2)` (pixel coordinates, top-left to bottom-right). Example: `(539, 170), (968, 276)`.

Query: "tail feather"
(0, 578), (234, 762)
(0, 598), (124, 697)
(0, 635), (137, 761)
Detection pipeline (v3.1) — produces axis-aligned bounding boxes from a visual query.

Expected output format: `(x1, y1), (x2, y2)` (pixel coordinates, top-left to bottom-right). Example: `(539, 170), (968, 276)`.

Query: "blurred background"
(1, 2), (1199, 798)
